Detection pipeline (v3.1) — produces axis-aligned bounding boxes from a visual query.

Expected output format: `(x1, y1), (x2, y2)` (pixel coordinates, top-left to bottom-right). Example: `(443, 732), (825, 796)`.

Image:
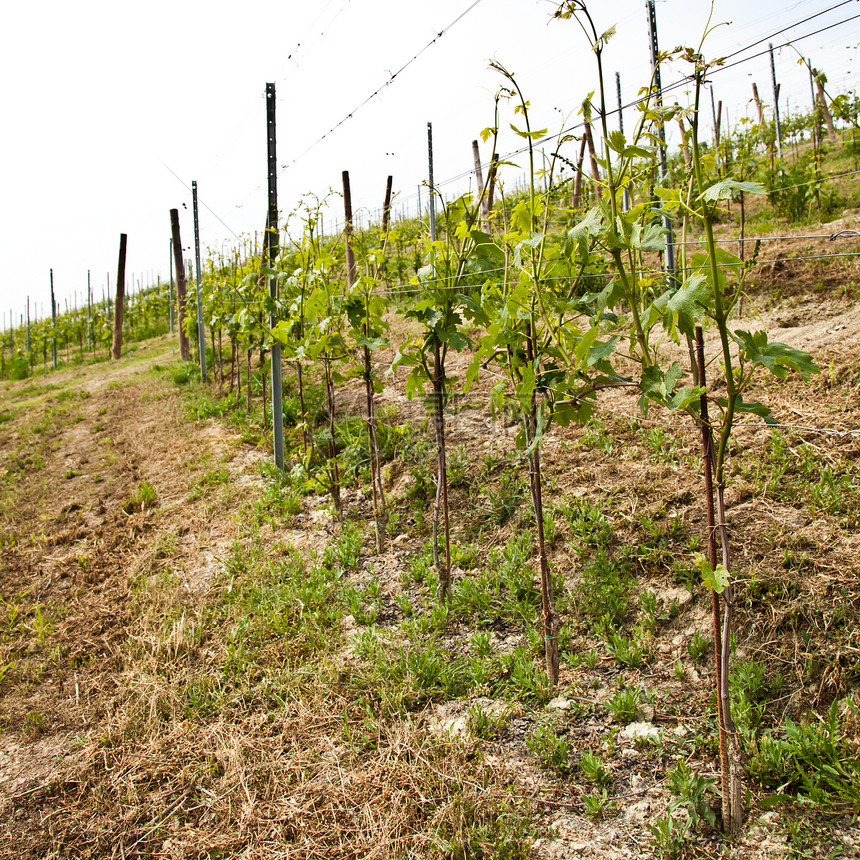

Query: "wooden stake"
(583, 121), (601, 199)
(715, 100), (723, 152)
(695, 326), (730, 829)
(382, 175), (393, 235)
(111, 234), (127, 360)
(572, 136), (587, 209)
(472, 139), (488, 229)
(343, 169), (385, 550)
(751, 82), (766, 132)
(485, 154), (498, 228)
(170, 212), (191, 361)
(814, 70), (838, 144)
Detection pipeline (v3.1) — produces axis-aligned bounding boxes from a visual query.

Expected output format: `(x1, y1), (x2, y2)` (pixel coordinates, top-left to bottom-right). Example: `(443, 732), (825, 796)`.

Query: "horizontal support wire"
(366, 248), (859, 297)
(475, 364), (860, 439)
(677, 232), (860, 245)
(418, 11), (860, 201)
(177, 4), (860, 399)
(232, 0), (860, 211)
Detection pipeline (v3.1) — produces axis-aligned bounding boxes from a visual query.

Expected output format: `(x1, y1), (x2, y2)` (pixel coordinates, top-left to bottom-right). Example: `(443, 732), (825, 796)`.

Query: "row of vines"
(1, 283), (172, 380)
(9, 1), (860, 837)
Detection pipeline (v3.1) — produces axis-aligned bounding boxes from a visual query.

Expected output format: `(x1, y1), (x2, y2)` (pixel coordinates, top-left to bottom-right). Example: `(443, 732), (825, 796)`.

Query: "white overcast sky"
(1, 0), (857, 325)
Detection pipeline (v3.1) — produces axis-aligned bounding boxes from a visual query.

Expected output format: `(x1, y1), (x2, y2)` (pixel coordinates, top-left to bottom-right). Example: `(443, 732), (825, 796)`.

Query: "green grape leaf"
(694, 552), (730, 594)
(699, 179), (766, 202)
(509, 123), (548, 140)
(564, 207), (602, 262)
(553, 395), (595, 426)
(444, 330), (471, 351)
(666, 273), (711, 339)
(732, 329), (819, 381)
(714, 395), (776, 424)
(640, 361), (684, 408)
(587, 336), (619, 367)
(666, 385), (706, 411)
(355, 335), (387, 351)
(606, 130), (626, 153)
(622, 144), (656, 160)
(630, 220), (667, 252)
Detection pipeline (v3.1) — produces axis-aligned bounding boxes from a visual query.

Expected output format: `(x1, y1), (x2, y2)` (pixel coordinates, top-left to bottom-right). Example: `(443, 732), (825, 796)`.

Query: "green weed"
(639, 425), (683, 464)
(123, 481), (157, 513)
(495, 647), (550, 704)
(527, 723), (570, 771)
(750, 431), (860, 525)
(606, 685), (641, 724)
(434, 799), (533, 860)
(467, 702), (504, 739)
(335, 522), (364, 570)
(582, 788), (615, 819)
(580, 749), (611, 786)
(23, 710), (46, 738)
(471, 630), (493, 658)
(606, 625), (652, 668)
(576, 549), (634, 631)
(172, 363), (195, 385)
(665, 760), (717, 829)
(479, 467), (526, 526)
(451, 532), (540, 628)
(190, 467), (231, 500)
(748, 699), (860, 806)
(565, 648), (598, 670)
(575, 417), (614, 454)
(646, 810), (689, 859)
(254, 461), (303, 522)
(447, 443), (471, 489)
(558, 494), (613, 550)
(335, 415), (415, 481)
(687, 631), (711, 662)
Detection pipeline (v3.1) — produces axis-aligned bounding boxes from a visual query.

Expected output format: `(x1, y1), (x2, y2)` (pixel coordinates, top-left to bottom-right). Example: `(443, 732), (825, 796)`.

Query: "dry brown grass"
(2, 191), (860, 858)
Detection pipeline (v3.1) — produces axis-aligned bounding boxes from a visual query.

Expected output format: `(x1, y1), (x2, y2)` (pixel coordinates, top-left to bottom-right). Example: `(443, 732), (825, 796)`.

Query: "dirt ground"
(1, 231), (859, 858)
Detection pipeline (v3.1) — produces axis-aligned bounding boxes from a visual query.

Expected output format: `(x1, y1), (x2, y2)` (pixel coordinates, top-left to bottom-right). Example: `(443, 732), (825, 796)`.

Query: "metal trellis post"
(266, 82), (284, 471)
(192, 181), (207, 382)
(646, 0), (676, 283)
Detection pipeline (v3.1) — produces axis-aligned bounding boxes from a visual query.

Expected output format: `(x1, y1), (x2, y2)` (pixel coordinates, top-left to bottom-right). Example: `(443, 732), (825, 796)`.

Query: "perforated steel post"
(50, 270), (57, 369)
(616, 71), (630, 211)
(266, 82), (284, 470)
(646, 0), (676, 281)
(191, 181), (207, 382)
(427, 122), (436, 242)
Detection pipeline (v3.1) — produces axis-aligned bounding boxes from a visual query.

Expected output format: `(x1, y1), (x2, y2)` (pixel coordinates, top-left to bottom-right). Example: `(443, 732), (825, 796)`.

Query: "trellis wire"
(474, 363), (860, 440)
(230, 0), (859, 215)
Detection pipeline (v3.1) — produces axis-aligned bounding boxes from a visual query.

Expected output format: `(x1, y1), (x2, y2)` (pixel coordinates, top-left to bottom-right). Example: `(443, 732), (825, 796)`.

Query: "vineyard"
(2, 5), (860, 858)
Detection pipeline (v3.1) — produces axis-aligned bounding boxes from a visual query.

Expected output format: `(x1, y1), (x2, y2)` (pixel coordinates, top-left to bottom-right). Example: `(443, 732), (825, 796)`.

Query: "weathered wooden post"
(472, 139), (487, 228)
(769, 44), (783, 158)
(168, 240), (174, 334)
(382, 175), (394, 236)
(111, 233), (127, 360)
(170, 210), (191, 361)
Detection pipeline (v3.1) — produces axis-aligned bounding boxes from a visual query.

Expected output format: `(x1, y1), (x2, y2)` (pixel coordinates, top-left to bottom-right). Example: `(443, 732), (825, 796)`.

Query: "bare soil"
(1, 243), (860, 857)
